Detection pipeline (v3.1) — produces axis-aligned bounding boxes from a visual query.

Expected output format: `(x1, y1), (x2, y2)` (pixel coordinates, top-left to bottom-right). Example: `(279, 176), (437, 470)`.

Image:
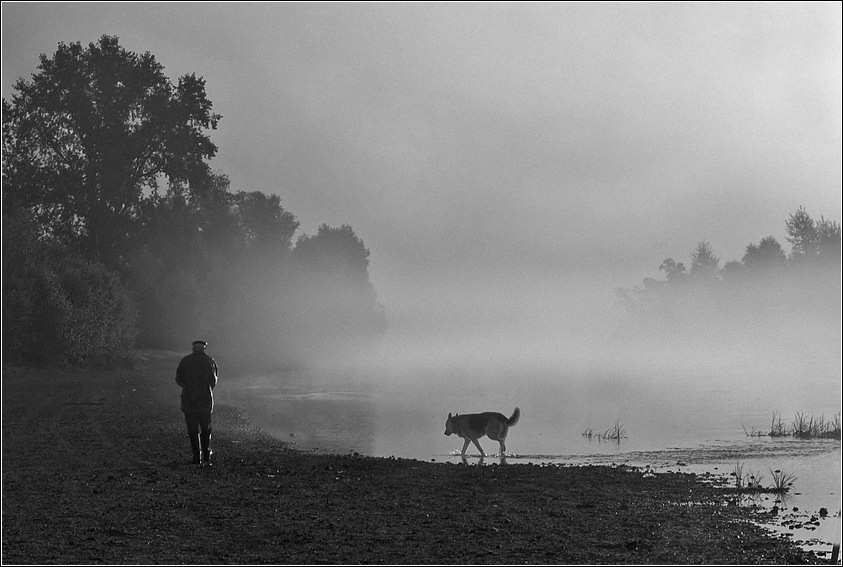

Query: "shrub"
(3, 247), (138, 365)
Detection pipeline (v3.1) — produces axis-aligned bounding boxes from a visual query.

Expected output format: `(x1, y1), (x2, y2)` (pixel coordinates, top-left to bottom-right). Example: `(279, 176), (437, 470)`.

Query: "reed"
(741, 423), (765, 437)
(732, 461), (744, 489)
(604, 420), (626, 444)
(582, 420), (626, 443)
(769, 468), (797, 494)
(791, 412), (841, 439)
(769, 411), (788, 437)
(745, 468), (764, 490)
(732, 461), (765, 491)
(742, 412), (841, 440)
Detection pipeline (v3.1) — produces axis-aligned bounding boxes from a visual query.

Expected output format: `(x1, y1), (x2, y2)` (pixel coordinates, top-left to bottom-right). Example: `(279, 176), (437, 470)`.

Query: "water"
(222, 359), (842, 557)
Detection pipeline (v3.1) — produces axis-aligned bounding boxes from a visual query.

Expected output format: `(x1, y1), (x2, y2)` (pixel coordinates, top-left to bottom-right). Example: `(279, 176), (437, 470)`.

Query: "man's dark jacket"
(175, 351), (218, 413)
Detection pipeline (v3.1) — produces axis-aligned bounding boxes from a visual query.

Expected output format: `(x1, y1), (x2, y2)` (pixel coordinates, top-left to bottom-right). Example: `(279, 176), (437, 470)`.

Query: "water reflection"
(453, 453), (510, 465)
(222, 381), (379, 455)
(223, 364), (840, 555)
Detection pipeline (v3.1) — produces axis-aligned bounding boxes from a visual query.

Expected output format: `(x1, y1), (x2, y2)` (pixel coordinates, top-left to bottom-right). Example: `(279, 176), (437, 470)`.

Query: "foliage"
(3, 39), (387, 369)
(659, 258), (686, 283)
(741, 236), (786, 273)
(689, 240), (720, 281)
(816, 216), (842, 261)
(615, 207), (841, 349)
(2, 35), (220, 267)
(234, 190), (299, 254)
(287, 224), (388, 363)
(2, 213), (138, 365)
(786, 206), (842, 266)
(785, 206), (818, 260)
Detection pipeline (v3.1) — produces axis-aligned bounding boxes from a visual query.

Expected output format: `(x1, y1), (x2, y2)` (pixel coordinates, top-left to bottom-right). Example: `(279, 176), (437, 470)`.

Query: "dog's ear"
(448, 412), (452, 418)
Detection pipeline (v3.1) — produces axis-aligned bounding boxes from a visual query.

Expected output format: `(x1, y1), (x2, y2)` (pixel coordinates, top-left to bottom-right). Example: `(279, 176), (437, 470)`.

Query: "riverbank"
(1, 355), (825, 564)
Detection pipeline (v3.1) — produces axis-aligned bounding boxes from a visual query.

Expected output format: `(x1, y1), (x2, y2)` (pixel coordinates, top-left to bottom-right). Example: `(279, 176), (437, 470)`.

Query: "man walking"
(176, 340), (219, 465)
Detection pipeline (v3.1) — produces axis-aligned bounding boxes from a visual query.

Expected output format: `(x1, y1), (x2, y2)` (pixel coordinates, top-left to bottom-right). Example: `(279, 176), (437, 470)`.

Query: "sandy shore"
(1, 355), (826, 564)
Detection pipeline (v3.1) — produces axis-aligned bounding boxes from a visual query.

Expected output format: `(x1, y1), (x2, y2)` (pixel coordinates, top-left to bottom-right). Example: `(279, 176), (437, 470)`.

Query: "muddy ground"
(1, 354), (829, 564)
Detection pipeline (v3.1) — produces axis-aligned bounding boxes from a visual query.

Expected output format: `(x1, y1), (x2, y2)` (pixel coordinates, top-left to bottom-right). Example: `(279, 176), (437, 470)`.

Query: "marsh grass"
(769, 468), (797, 494)
(732, 460), (795, 497)
(790, 412), (841, 439)
(742, 412), (841, 440)
(582, 420), (627, 444)
(731, 460), (765, 491)
(732, 461), (744, 489)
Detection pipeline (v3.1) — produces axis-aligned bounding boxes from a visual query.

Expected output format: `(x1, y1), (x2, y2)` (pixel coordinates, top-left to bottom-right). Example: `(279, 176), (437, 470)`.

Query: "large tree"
(2, 35), (220, 266)
(289, 224), (387, 362)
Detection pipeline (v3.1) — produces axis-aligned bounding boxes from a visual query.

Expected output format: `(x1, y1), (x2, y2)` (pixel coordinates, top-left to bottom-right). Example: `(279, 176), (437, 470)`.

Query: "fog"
(365, 269), (840, 385)
(3, 3), (841, 385)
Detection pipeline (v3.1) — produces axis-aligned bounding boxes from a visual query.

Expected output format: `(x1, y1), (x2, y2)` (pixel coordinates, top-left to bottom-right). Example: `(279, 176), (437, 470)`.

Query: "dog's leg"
(499, 439), (506, 456)
(461, 438), (471, 456)
(471, 439), (486, 457)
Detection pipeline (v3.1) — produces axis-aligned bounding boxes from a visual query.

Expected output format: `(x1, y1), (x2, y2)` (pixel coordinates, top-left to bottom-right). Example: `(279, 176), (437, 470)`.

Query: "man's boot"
(189, 434), (201, 465)
(200, 432), (212, 465)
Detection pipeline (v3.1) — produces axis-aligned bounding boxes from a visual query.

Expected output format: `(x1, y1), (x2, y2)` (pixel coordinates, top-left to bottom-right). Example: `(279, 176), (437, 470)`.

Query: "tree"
(785, 207), (841, 266)
(689, 240), (720, 281)
(2, 35), (220, 266)
(720, 259), (745, 283)
(816, 217), (841, 264)
(294, 224), (373, 283)
(658, 258), (686, 284)
(742, 236), (786, 273)
(234, 191), (299, 255)
(289, 224), (386, 361)
(2, 242), (138, 364)
(785, 206), (819, 261)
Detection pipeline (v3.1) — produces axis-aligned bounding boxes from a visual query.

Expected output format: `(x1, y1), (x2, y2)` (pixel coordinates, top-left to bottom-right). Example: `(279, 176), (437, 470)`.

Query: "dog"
(444, 407), (520, 457)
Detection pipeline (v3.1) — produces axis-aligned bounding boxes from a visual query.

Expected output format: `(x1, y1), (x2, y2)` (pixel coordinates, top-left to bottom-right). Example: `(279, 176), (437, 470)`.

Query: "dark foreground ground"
(1, 354), (827, 565)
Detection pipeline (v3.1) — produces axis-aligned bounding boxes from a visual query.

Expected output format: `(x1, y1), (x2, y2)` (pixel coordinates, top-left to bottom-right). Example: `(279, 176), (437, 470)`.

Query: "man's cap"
(192, 340), (208, 347)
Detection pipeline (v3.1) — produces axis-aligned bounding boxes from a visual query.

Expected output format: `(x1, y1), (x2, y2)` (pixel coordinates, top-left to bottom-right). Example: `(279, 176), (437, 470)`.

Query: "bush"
(2, 242), (138, 365)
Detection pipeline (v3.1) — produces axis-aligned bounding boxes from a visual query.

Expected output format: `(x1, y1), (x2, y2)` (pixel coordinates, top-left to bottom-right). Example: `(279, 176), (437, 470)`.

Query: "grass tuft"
(742, 412), (841, 440)
(769, 468), (797, 494)
(582, 420), (627, 444)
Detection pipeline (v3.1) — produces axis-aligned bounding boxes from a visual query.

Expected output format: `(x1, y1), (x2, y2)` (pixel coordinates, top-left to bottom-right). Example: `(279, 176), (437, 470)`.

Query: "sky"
(2, 2), (841, 366)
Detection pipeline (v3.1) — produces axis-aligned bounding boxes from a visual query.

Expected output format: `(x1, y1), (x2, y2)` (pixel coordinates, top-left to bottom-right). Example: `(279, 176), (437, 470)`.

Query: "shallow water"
(222, 359), (841, 556)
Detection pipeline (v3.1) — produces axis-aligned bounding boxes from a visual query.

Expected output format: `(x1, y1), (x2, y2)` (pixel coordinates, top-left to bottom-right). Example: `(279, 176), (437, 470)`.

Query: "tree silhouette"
(785, 206), (819, 262)
(689, 240), (720, 281)
(2, 35), (220, 266)
(659, 258), (686, 283)
(742, 236), (786, 273)
(816, 217), (842, 264)
(289, 224), (386, 361)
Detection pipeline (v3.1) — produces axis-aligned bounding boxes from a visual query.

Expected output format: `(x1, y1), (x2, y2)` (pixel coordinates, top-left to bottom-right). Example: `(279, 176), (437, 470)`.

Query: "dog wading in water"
(444, 407), (520, 457)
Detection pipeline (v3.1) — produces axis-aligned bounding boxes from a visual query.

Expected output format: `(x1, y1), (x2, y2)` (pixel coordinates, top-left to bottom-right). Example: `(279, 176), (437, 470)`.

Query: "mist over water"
(362, 259), (840, 381)
(228, 257), (841, 453)
(225, 287), (841, 549)
(2, 3), (839, 551)
(222, 255), (840, 551)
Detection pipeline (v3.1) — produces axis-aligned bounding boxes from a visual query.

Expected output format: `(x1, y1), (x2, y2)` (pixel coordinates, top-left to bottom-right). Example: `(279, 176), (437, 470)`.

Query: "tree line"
(2, 36), (386, 369)
(615, 207), (841, 349)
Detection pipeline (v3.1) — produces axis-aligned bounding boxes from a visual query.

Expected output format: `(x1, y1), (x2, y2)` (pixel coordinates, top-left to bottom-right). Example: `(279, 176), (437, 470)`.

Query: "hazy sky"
(3, 2), (841, 356)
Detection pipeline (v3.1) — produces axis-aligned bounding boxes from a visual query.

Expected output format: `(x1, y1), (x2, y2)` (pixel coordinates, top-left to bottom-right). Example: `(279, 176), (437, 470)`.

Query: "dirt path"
(1, 358), (826, 564)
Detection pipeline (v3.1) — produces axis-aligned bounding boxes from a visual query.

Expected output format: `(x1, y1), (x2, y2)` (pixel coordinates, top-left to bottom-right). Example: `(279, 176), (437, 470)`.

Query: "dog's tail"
(506, 407), (520, 427)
